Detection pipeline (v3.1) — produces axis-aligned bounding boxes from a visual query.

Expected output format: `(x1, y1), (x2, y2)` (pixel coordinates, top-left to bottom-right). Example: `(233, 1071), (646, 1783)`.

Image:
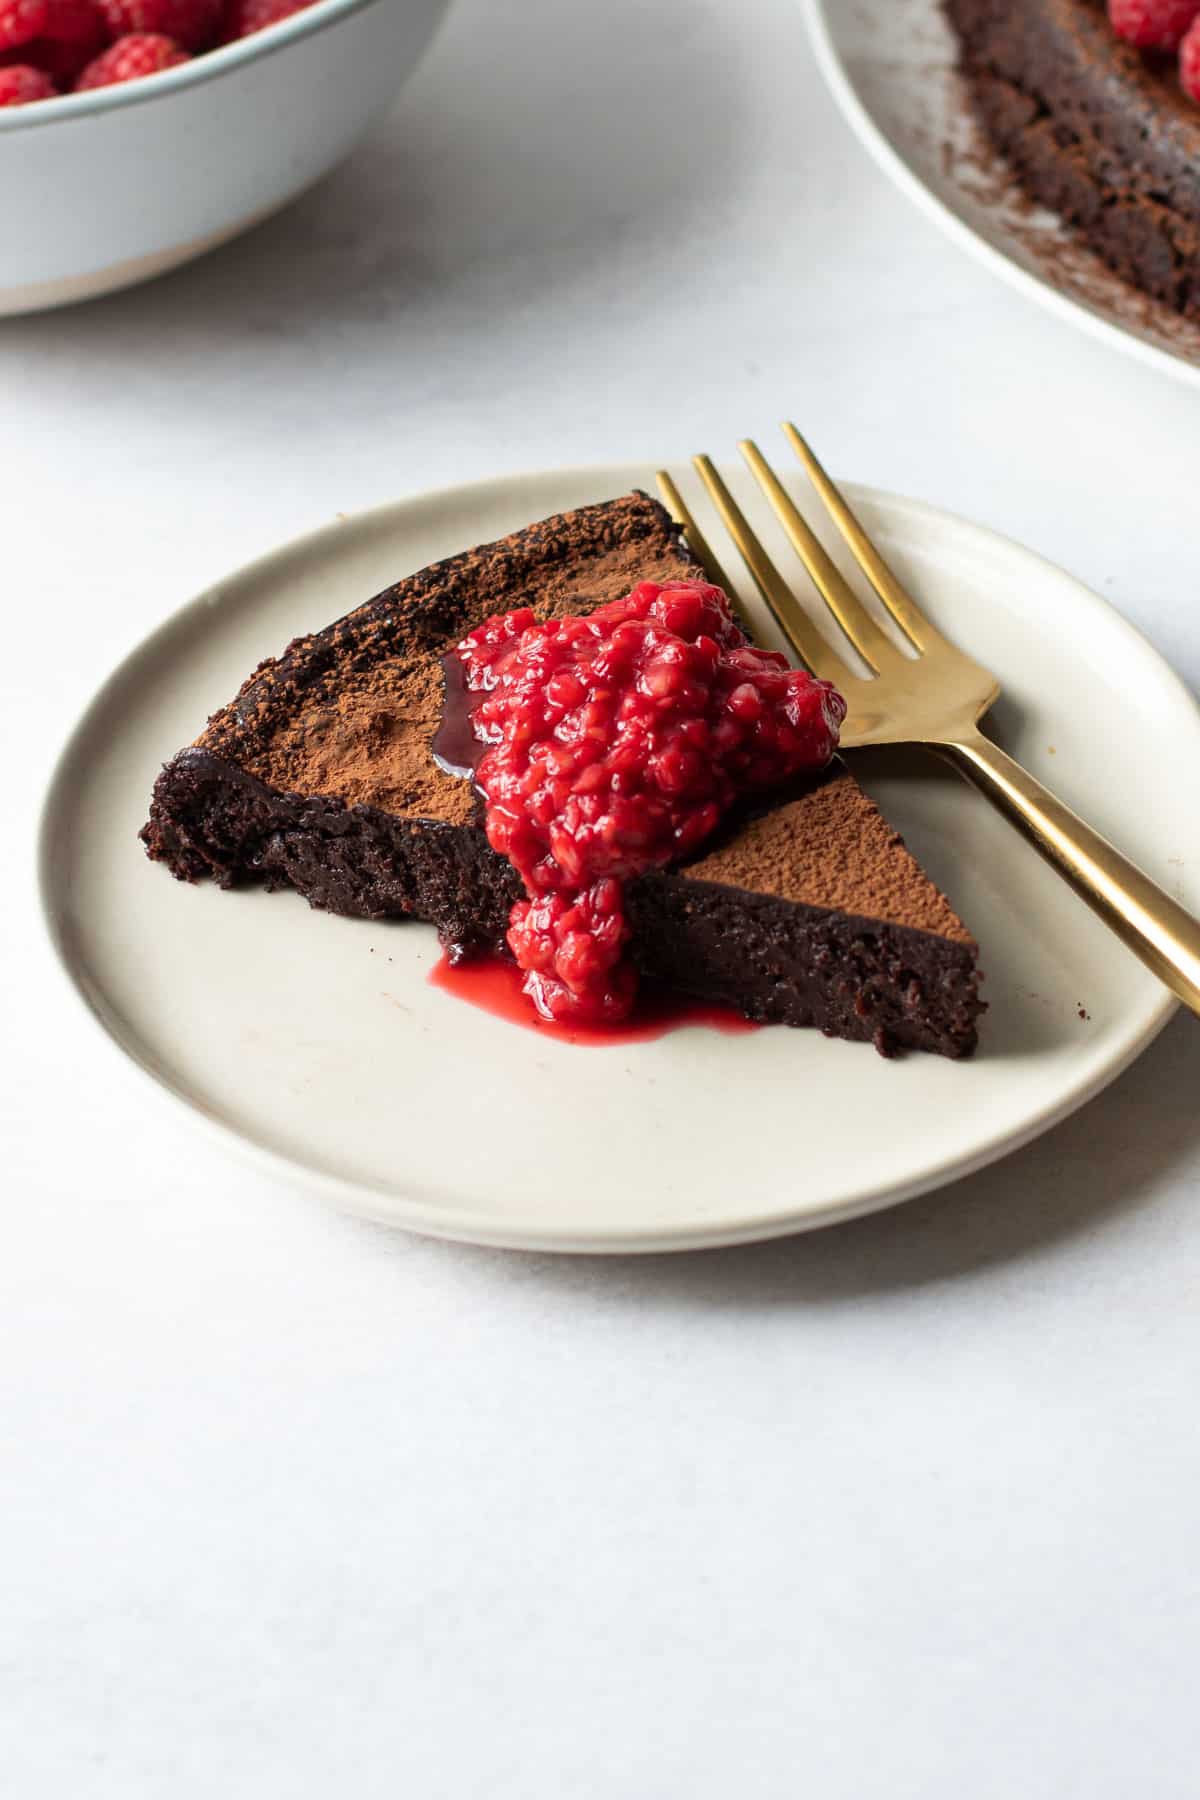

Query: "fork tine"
(739, 438), (901, 675)
(654, 471), (745, 624)
(782, 423), (944, 653)
(689, 457), (854, 688)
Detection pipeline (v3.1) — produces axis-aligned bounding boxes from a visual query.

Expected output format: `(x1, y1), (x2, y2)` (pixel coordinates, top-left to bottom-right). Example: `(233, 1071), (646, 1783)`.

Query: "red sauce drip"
(429, 952), (761, 1045)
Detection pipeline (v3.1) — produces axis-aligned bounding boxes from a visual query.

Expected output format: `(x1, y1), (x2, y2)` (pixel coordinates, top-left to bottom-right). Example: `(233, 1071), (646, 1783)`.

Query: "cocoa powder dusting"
(684, 771), (974, 944)
(213, 514), (694, 817)
(201, 500), (697, 823)
(259, 654), (476, 824)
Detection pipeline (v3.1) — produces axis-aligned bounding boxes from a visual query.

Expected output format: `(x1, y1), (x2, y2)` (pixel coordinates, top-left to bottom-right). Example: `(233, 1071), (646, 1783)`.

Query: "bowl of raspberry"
(0, 0), (449, 314)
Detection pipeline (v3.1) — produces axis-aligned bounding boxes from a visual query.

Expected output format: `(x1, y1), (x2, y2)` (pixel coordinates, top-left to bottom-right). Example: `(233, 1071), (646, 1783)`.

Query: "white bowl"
(0, 0), (449, 316)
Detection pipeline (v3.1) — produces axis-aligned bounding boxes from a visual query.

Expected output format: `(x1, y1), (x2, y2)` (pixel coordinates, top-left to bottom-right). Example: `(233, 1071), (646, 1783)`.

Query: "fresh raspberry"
(1108, 0), (1200, 50)
(455, 581), (845, 1025)
(95, 0), (219, 50)
(1182, 13), (1200, 96)
(21, 0), (106, 80)
(0, 56), (55, 97)
(221, 0), (308, 40)
(43, 0), (103, 42)
(0, 1), (47, 51)
(4, 2), (109, 85)
(18, 36), (99, 82)
(75, 27), (186, 84)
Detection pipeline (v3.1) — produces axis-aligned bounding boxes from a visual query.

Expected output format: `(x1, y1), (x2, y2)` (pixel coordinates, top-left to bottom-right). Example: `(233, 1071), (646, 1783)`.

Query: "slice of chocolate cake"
(142, 493), (984, 1057)
(947, 0), (1200, 320)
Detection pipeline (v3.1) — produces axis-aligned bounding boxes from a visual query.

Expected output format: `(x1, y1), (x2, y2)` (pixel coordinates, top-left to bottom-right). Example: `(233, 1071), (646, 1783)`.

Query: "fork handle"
(938, 732), (1200, 1018)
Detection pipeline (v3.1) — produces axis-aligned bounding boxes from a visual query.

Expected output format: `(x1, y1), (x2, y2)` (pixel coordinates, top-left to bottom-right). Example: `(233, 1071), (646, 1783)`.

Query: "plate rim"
(801, 0), (1200, 393)
(36, 464), (1198, 1253)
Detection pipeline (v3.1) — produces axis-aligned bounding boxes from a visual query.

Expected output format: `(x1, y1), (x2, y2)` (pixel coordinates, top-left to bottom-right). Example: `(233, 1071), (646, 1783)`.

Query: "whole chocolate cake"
(142, 492), (984, 1057)
(947, 0), (1200, 320)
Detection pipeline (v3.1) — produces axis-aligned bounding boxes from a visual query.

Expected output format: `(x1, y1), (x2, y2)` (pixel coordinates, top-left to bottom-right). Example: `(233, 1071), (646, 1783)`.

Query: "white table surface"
(4, 2), (1200, 1793)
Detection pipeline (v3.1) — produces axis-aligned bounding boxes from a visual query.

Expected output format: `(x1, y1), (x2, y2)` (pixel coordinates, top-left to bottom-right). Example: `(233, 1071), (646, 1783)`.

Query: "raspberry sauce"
(439, 580), (845, 1027)
(429, 951), (760, 1044)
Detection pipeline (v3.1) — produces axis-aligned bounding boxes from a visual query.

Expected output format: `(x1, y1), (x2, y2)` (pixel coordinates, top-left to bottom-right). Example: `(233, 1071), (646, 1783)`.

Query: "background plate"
(804, 0), (1200, 388)
(39, 463), (1200, 1251)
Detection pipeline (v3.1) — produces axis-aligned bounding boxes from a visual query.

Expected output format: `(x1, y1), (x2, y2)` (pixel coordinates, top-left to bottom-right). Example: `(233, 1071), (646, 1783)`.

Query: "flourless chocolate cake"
(947, 0), (1200, 319)
(142, 493), (984, 1057)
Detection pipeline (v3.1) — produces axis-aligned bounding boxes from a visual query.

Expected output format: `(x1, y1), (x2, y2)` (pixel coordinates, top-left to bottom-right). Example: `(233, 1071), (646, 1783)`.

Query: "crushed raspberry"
(0, 56), (55, 96)
(221, 0), (308, 38)
(1181, 13), (1200, 96)
(95, 0), (218, 50)
(0, 0), (47, 52)
(455, 581), (845, 1026)
(74, 27), (186, 85)
(1108, 0), (1200, 49)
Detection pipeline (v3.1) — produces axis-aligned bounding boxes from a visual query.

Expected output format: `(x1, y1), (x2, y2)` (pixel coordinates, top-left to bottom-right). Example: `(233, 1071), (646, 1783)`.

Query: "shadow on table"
(406, 1009), (1200, 1303)
(7, 0), (758, 352)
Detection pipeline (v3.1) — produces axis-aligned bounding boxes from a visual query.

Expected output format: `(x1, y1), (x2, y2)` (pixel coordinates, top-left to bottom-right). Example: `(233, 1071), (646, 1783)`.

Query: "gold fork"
(656, 424), (1200, 1018)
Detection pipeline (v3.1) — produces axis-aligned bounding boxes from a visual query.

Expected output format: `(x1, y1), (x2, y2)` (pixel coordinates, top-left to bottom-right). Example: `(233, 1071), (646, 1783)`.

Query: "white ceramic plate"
(803, 0), (1200, 388)
(38, 463), (1200, 1252)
